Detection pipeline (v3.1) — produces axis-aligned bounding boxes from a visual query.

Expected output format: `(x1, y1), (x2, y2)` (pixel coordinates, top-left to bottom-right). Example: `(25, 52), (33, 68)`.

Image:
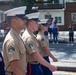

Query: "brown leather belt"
(6, 71), (27, 75)
(29, 61), (39, 64)
(6, 71), (15, 75)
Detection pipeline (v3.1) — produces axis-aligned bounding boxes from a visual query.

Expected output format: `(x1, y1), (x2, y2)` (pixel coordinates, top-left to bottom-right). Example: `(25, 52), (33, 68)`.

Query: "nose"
(37, 23), (39, 27)
(24, 20), (27, 24)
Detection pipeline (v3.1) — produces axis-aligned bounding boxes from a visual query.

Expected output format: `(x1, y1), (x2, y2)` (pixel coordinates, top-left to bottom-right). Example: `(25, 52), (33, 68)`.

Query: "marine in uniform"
(36, 19), (58, 75)
(22, 12), (57, 75)
(3, 6), (28, 75)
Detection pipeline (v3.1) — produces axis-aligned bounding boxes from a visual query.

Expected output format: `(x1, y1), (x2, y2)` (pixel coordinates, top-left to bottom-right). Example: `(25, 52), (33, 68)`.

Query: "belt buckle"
(6, 71), (14, 75)
(33, 61), (38, 64)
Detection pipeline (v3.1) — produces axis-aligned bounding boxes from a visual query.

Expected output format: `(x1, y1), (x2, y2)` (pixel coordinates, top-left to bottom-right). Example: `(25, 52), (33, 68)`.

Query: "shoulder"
(3, 38), (16, 53)
(37, 34), (45, 42)
(22, 30), (28, 37)
(22, 30), (31, 41)
(3, 32), (14, 44)
(5, 39), (16, 48)
(36, 33), (42, 41)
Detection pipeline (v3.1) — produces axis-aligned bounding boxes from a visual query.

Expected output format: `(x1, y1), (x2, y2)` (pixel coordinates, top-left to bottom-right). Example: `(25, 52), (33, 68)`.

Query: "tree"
(13, 0), (36, 12)
(21, 0), (35, 6)
(14, 0), (54, 6)
(47, 0), (53, 3)
(13, 0), (53, 12)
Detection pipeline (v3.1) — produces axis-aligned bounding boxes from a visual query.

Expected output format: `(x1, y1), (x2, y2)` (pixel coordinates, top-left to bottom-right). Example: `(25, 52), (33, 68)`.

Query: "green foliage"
(13, 0), (54, 6)
(47, 0), (53, 3)
(21, 0), (35, 6)
(35, 0), (54, 3)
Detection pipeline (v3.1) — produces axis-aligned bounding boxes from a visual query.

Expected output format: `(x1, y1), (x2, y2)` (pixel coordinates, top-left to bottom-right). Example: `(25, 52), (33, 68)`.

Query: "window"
(54, 0), (59, 3)
(55, 17), (62, 23)
(45, 15), (51, 19)
(1, 13), (5, 22)
(71, 13), (76, 24)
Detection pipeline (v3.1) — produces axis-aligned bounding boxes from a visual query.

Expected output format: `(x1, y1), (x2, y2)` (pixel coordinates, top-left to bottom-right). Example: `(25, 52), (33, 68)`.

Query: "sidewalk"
(48, 31), (76, 43)
(51, 61), (76, 72)
(49, 43), (76, 73)
(53, 71), (76, 75)
(51, 60), (76, 75)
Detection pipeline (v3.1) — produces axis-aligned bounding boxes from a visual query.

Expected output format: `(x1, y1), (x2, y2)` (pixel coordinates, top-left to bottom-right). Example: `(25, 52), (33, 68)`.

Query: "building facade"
(64, 2), (76, 30)
(0, 0), (76, 30)
(35, 0), (76, 30)
(0, 0), (14, 23)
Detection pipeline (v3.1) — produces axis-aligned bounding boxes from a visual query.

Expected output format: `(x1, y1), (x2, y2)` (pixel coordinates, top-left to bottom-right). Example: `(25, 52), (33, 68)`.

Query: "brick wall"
(63, 2), (76, 31)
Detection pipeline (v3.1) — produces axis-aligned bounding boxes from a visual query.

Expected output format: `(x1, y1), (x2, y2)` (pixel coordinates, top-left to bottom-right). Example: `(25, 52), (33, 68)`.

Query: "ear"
(30, 20), (33, 25)
(11, 18), (17, 25)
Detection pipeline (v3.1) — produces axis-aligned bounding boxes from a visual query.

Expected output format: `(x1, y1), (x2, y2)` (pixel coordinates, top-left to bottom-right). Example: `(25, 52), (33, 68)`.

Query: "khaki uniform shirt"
(36, 32), (49, 57)
(22, 29), (40, 63)
(3, 28), (27, 74)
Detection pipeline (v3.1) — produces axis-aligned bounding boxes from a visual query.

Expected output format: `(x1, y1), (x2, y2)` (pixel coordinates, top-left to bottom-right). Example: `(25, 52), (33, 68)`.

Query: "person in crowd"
(22, 12), (57, 75)
(42, 19), (49, 40)
(44, 31), (48, 40)
(52, 22), (59, 44)
(68, 22), (74, 46)
(0, 52), (5, 75)
(36, 19), (58, 75)
(48, 18), (55, 40)
(3, 21), (9, 36)
(3, 6), (28, 75)
(3, 21), (8, 31)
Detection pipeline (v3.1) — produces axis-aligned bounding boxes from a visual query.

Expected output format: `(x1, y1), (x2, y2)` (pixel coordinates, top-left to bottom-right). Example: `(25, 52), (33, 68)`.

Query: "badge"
(28, 42), (34, 49)
(41, 38), (44, 41)
(8, 44), (15, 52)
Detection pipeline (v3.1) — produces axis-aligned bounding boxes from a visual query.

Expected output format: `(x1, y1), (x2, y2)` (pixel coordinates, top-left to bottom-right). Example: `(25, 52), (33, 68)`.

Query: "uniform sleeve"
(5, 40), (19, 62)
(25, 37), (39, 55)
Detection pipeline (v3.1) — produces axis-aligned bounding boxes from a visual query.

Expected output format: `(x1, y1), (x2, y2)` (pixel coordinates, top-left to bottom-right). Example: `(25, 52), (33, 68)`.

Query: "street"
(49, 43), (76, 75)
(49, 43), (76, 61)
(53, 71), (76, 75)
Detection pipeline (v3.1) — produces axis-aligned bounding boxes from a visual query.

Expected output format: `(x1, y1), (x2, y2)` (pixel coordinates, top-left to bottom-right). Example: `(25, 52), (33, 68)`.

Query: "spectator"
(3, 21), (8, 31)
(68, 22), (74, 46)
(52, 22), (59, 44)
(3, 21), (10, 36)
(44, 31), (48, 40)
(48, 18), (55, 40)
(0, 52), (5, 75)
